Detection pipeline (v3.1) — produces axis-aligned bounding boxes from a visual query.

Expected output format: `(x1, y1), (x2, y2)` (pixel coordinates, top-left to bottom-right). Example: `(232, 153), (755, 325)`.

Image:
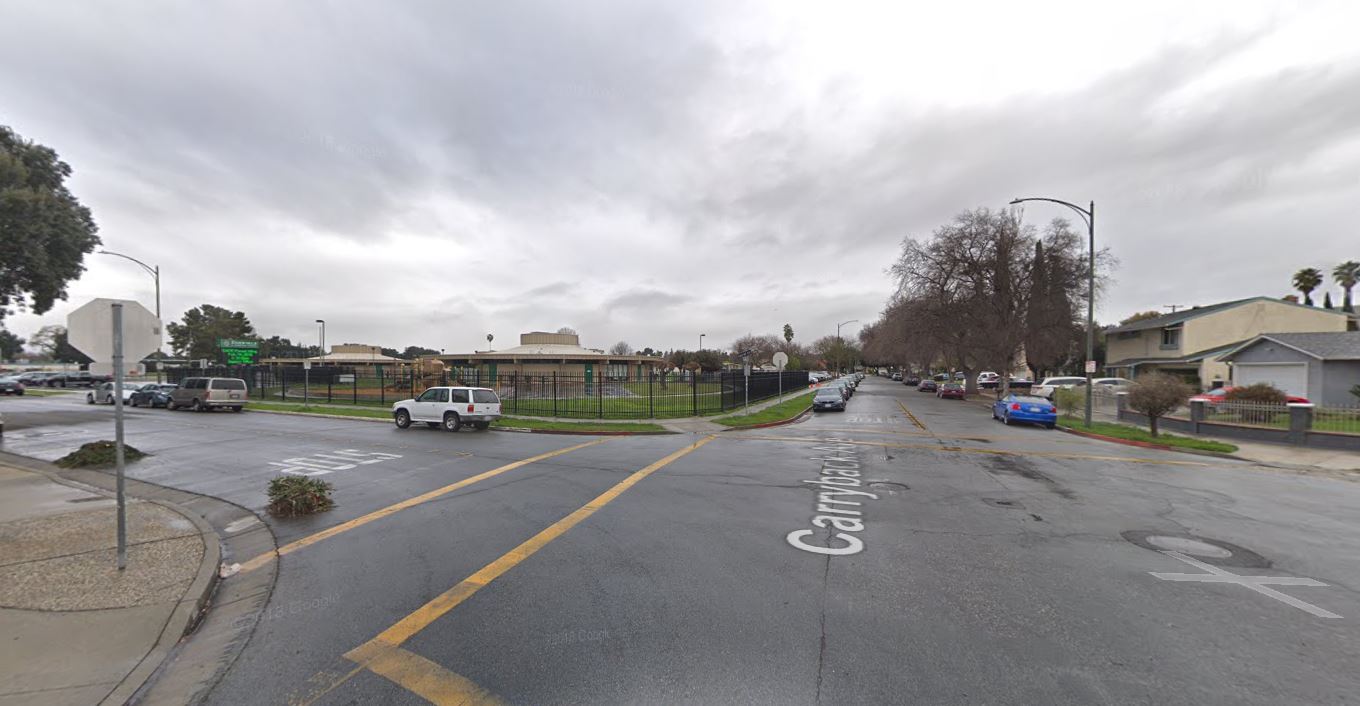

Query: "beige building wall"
(1106, 330), (1161, 363)
(1181, 301), (1346, 353)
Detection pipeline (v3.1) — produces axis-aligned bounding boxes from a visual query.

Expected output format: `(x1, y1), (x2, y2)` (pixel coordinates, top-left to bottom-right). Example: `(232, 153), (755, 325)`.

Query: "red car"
(1189, 387), (1310, 407)
(937, 382), (966, 399)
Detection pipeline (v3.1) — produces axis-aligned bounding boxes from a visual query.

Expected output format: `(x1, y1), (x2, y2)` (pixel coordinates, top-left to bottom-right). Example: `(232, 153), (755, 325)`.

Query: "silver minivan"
(169, 377), (248, 412)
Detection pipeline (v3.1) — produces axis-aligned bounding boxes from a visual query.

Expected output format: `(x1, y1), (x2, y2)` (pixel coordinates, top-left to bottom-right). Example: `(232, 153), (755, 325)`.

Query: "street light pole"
(316, 319), (326, 362)
(698, 333), (705, 352)
(836, 319), (858, 374)
(99, 250), (162, 383)
(1010, 197), (1097, 428)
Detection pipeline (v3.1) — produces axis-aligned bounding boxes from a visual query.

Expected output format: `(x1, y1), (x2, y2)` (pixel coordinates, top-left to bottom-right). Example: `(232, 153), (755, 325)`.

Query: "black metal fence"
(164, 365), (809, 420)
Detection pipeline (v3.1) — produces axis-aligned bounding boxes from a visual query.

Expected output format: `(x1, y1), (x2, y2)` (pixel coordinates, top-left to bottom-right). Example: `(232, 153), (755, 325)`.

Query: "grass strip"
(713, 392), (814, 427)
(1058, 416), (1238, 453)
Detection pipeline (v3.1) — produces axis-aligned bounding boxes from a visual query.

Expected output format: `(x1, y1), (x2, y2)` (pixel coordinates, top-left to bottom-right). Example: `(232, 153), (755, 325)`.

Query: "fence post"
(1190, 400), (1205, 435)
(327, 374), (332, 403)
(598, 374), (604, 419)
(552, 372), (558, 417)
(379, 367), (384, 405)
(1115, 391), (1128, 423)
(1287, 403), (1313, 445)
(692, 372), (697, 416)
(281, 369), (287, 401)
(512, 373), (518, 415)
(649, 371), (654, 418)
(353, 371), (357, 404)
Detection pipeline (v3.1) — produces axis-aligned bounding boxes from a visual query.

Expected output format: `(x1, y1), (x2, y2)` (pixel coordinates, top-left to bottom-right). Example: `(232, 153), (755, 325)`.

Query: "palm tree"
(1292, 267), (1323, 306)
(1334, 261), (1360, 313)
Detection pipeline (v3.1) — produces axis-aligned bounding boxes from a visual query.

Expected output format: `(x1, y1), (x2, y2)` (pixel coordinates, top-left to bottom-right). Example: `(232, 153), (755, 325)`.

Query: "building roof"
(1220, 331), (1360, 362)
(1105, 341), (1245, 369)
(437, 331), (663, 363)
(1106, 297), (1347, 334)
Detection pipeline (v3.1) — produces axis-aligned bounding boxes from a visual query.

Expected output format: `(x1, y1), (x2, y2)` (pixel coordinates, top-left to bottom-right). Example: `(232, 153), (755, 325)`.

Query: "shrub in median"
(266, 476), (335, 517)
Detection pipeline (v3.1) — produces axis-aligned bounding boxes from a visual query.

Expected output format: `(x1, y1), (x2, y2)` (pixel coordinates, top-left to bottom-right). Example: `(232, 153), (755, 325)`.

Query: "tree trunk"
(1149, 415), (1159, 437)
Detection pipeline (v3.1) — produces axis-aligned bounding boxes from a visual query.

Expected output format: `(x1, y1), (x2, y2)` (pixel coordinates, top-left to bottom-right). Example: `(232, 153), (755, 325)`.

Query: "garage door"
(1234, 363), (1308, 398)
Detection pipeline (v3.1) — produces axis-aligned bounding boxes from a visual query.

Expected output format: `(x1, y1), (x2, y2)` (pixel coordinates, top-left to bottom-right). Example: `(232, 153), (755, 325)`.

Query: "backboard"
(67, 299), (162, 363)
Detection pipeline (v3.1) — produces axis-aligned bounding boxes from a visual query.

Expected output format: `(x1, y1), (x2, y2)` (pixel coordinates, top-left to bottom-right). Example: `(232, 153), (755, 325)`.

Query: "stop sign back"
(67, 298), (162, 363)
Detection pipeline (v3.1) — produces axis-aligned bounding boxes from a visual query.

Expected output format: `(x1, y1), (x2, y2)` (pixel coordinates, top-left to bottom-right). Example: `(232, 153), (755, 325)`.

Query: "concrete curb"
(247, 408), (389, 423)
(719, 405), (813, 432)
(0, 452), (222, 706)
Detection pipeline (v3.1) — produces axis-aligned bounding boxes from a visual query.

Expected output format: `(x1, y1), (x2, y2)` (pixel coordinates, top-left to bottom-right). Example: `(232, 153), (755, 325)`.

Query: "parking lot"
(3, 378), (1360, 704)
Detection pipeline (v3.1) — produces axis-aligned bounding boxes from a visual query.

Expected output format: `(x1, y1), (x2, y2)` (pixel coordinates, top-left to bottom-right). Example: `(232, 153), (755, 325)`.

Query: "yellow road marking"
(298, 435), (716, 705)
(240, 438), (611, 574)
(727, 434), (1218, 467)
(364, 646), (502, 705)
(896, 400), (928, 431)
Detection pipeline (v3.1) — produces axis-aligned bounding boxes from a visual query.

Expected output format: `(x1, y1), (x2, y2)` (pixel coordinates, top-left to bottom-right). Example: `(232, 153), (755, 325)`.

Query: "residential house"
(1219, 332), (1360, 405)
(1104, 297), (1348, 390)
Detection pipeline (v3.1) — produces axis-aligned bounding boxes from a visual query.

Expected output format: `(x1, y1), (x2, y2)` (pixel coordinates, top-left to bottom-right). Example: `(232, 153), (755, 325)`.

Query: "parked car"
(86, 381), (149, 404)
(977, 372), (1001, 389)
(918, 380), (938, 393)
(1007, 377), (1034, 391)
(0, 376), (24, 396)
(891, 372), (902, 381)
(812, 387), (847, 412)
(992, 394), (1057, 428)
(1091, 377), (1134, 392)
(903, 375), (921, 386)
(1031, 376), (1087, 400)
(48, 371), (111, 388)
(168, 377), (249, 412)
(392, 386), (502, 431)
(937, 382), (966, 399)
(1188, 387), (1310, 407)
(130, 383), (179, 408)
(16, 371), (59, 386)
(834, 379), (854, 398)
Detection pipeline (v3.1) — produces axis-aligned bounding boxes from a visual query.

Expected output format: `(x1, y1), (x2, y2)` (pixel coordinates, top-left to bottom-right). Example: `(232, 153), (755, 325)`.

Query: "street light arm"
(1009, 197), (1092, 229)
(98, 250), (157, 278)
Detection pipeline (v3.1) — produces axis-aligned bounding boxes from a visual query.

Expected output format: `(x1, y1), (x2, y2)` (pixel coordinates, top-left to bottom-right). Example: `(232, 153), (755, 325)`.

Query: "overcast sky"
(3, 1), (1357, 355)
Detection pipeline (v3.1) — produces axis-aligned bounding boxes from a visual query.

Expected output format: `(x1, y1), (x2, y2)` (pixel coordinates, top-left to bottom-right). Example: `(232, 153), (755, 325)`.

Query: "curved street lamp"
(1010, 197), (1096, 428)
(99, 250), (162, 382)
(836, 319), (859, 373)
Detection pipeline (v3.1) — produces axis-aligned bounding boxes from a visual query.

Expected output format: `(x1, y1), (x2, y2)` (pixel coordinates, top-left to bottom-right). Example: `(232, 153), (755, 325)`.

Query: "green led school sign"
(218, 338), (259, 365)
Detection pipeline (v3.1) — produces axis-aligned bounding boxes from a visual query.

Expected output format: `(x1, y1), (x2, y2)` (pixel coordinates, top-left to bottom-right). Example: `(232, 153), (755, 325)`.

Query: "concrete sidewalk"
(0, 464), (219, 706)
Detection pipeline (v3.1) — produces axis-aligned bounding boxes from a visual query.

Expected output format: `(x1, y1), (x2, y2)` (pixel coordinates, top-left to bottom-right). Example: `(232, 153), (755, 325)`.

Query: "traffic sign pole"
(112, 303), (127, 571)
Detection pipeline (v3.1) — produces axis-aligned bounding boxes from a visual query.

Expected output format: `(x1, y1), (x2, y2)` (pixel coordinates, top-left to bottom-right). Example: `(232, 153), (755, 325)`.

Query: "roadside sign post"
(773, 352), (789, 402)
(111, 303), (127, 571)
(303, 360), (312, 406)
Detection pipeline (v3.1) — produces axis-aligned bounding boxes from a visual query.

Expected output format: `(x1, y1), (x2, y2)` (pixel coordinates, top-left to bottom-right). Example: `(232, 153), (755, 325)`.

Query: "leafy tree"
(608, 341), (632, 356)
(783, 323), (794, 343)
(1127, 372), (1191, 437)
(166, 305), (255, 362)
(0, 328), (23, 360)
(1292, 267), (1323, 306)
(27, 324), (62, 358)
(257, 335), (318, 359)
(1334, 260), (1359, 313)
(1119, 310), (1163, 325)
(638, 347), (659, 357)
(0, 126), (101, 322)
(380, 347), (401, 358)
(1323, 291), (1334, 309)
(401, 345), (440, 359)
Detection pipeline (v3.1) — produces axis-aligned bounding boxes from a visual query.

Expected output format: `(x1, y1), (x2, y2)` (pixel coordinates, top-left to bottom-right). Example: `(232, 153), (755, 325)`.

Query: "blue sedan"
(992, 394), (1057, 429)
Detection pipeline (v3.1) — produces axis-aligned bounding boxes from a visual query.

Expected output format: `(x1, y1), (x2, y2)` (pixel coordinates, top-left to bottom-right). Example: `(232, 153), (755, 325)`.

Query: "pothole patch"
(1121, 530), (1269, 568)
(866, 481), (909, 494)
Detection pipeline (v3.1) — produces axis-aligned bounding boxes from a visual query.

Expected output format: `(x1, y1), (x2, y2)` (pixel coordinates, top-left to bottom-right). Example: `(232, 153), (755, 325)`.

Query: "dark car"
(130, 383), (178, 408)
(0, 376), (24, 396)
(937, 382), (965, 399)
(903, 376), (921, 386)
(918, 380), (938, 392)
(812, 387), (847, 412)
(992, 394), (1057, 429)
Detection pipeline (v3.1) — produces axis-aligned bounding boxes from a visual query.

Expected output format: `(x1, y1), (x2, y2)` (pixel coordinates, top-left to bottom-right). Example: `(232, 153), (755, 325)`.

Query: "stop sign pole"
(112, 303), (127, 571)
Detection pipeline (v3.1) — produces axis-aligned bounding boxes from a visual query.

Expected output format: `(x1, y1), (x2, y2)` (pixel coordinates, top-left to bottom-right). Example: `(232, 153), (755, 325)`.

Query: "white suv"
(393, 386), (502, 432)
(1031, 376), (1087, 400)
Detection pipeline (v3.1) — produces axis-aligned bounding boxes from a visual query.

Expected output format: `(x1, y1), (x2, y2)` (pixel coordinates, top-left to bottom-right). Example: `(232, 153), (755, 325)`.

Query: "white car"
(977, 371), (1001, 388)
(1031, 376), (1087, 400)
(1091, 377), (1134, 393)
(86, 381), (148, 405)
(392, 386), (502, 432)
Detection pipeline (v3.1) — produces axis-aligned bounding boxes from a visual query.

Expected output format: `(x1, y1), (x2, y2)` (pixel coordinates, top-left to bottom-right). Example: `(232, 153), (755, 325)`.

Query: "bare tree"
(608, 341), (632, 356)
(729, 334), (782, 364)
(556, 326), (578, 335)
(1127, 372), (1191, 437)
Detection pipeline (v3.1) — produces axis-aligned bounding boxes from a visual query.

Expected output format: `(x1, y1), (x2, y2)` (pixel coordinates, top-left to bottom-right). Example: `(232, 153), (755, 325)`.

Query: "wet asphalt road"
(3, 381), (1360, 704)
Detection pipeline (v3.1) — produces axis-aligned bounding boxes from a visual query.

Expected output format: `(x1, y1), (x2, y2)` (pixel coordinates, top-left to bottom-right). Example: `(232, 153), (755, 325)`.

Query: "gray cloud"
(2, 2), (1356, 354)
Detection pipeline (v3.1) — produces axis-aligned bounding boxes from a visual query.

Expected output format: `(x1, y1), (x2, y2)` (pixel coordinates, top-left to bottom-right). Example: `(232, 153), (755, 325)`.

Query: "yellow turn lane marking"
(295, 435), (717, 705)
(240, 438), (612, 574)
(896, 400), (929, 431)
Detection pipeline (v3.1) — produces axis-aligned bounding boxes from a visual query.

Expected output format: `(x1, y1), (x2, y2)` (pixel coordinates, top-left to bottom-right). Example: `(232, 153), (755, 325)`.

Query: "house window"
(1160, 328), (1180, 348)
